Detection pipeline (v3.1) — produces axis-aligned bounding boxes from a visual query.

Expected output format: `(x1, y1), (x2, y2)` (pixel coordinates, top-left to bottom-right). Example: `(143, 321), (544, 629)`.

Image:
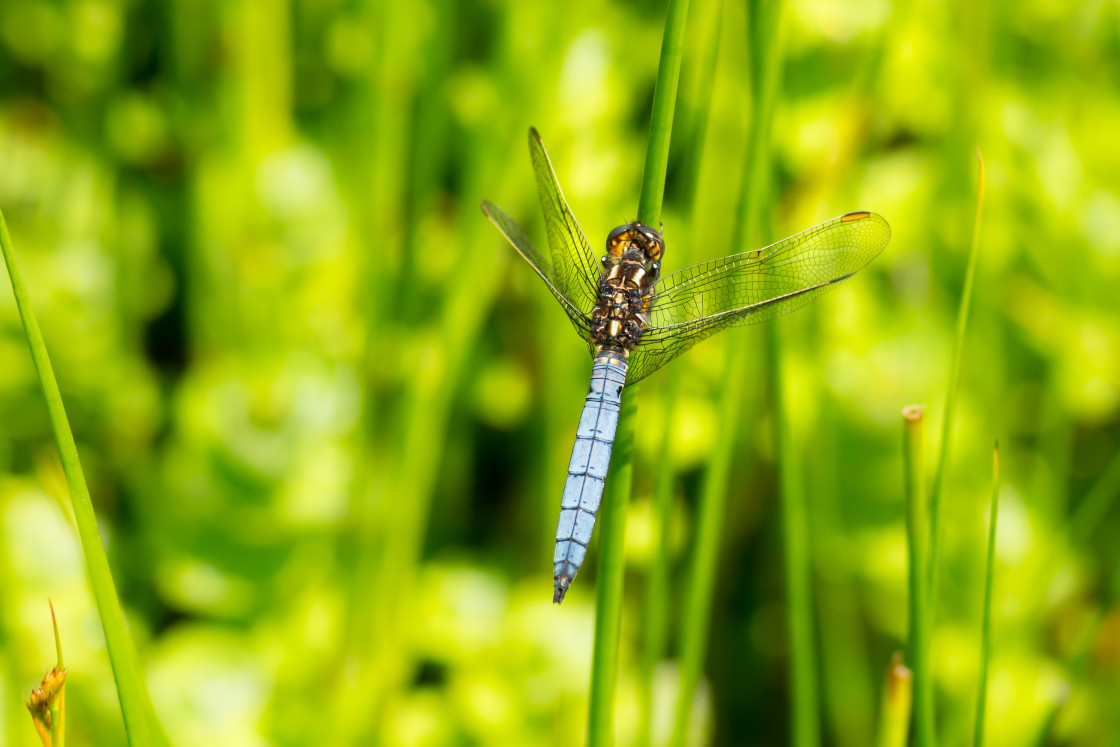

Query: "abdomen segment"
(553, 355), (627, 603)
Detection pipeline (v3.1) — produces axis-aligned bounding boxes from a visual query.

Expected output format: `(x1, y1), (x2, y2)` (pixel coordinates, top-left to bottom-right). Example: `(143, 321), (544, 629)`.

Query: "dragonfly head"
(605, 222), (665, 277)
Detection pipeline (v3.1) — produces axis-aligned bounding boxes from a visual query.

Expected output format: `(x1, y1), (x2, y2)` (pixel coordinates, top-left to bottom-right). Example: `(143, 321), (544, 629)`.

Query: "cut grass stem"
(1, 209), (157, 746)
(588, 0), (690, 743)
(903, 405), (936, 747)
(877, 652), (913, 747)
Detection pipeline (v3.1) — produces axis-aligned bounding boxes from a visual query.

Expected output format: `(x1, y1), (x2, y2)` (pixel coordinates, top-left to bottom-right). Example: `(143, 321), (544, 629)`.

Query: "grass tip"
(902, 404), (925, 422)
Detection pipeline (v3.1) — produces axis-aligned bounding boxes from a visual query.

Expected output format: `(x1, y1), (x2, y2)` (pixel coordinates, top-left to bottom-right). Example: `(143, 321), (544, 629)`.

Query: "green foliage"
(1, 0), (1118, 745)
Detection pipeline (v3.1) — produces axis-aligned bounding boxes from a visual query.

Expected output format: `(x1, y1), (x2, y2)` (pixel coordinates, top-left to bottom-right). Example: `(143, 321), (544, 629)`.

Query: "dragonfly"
(481, 128), (890, 603)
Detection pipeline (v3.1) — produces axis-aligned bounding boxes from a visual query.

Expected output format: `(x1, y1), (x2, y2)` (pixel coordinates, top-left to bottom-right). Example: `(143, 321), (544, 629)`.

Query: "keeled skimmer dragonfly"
(482, 129), (890, 603)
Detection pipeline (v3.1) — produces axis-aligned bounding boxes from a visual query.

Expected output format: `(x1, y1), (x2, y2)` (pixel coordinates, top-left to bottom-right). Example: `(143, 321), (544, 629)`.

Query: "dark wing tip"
(839, 210), (892, 250)
(529, 126), (542, 142)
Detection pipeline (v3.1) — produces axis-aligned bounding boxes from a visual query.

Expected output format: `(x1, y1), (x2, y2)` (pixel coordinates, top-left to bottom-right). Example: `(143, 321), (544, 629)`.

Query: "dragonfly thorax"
(591, 223), (664, 354)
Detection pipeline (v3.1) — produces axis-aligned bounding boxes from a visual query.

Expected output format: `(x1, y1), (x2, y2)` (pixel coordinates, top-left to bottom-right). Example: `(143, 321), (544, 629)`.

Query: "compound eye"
(638, 226), (664, 260)
(606, 225), (631, 256)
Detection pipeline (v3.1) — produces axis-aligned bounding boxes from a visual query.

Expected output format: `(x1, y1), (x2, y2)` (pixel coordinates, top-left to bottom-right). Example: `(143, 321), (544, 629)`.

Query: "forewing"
(528, 128), (602, 311)
(626, 211), (890, 383)
(480, 200), (594, 341)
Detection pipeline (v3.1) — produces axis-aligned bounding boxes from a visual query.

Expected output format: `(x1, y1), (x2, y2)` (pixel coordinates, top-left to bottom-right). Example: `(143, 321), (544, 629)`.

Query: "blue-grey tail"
(553, 355), (627, 603)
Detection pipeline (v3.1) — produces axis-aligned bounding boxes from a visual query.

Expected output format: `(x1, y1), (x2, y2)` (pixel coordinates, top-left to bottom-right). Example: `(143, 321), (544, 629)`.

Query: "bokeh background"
(1, 0), (1119, 745)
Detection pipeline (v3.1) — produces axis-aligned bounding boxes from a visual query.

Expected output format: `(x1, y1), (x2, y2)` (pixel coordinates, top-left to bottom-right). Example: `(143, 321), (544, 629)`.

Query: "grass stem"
(755, 0), (821, 743)
(1, 210), (157, 746)
(670, 1), (787, 743)
(636, 0), (692, 228)
(903, 405), (936, 747)
(587, 386), (641, 746)
(588, 1), (690, 743)
(877, 652), (913, 747)
(772, 323), (819, 747)
(928, 149), (986, 615)
(972, 442), (1000, 747)
(637, 6), (722, 743)
(50, 600), (66, 747)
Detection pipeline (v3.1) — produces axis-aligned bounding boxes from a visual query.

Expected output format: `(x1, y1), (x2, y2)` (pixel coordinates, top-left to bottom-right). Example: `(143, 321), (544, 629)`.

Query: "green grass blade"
(771, 323), (820, 747)
(928, 149), (987, 614)
(1, 209), (157, 746)
(587, 385), (641, 746)
(903, 405), (936, 747)
(588, 1), (691, 743)
(972, 442), (1000, 747)
(759, 0), (820, 743)
(637, 373), (678, 747)
(637, 7), (722, 744)
(670, 1), (786, 744)
(636, 0), (692, 228)
(877, 652), (913, 747)
(668, 355), (744, 747)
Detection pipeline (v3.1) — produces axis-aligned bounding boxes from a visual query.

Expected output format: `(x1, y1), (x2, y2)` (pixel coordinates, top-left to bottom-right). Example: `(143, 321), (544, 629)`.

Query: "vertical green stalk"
(877, 652), (913, 747)
(588, 1), (690, 744)
(670, 1), (785, 744)
(587, 386), (640, 745)
(667, 360), (741, 747)
(1, 211), (156, 746)
(928, 150), (986, 614)
(903, 405), (936, 747)
(771, 322), (819, 747)
(636, 0), (692, 228)
(972, 442), (1000, 747)
(51, 601), (65, 747)
(814, 400), (875, 747)
(638, 372), (678, 746)
(638, 2), (723, 744)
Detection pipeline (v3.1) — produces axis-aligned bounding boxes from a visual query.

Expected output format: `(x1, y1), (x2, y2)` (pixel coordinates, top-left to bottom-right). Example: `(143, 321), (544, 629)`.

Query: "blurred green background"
(1, 0), (1119, 745)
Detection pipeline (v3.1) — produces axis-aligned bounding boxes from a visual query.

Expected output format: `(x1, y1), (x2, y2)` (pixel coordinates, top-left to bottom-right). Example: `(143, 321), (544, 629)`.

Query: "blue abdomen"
(553, 355), (627, 603)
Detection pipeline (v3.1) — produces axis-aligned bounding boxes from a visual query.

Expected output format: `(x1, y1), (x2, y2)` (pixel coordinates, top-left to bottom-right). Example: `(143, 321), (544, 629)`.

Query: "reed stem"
(772, 323), (819, 747)
(928, 150), (986, 616)
(1, 209), (157, 746)
(876, 652), (913, 747)
(587, 386), (641, 745)
(972, 442), (1000, 747)
(670, 1), (786, 743)
(637, 6), (723, 743)
(636, 0), (692, 228)
(903, 405), (936, 747)
(588, 1), (690, 743)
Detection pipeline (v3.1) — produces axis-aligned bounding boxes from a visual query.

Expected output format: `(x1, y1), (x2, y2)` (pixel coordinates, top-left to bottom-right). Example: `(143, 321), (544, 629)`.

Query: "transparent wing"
(626, 211), (891, 384)
(480, 200), (595, 341)
(528, 128), (602, 310)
